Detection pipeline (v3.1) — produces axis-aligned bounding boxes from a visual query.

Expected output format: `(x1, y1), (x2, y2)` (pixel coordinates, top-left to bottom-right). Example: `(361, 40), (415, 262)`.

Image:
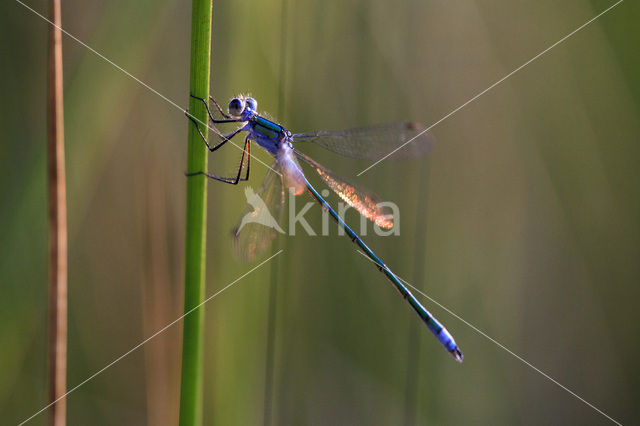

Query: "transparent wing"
(296, 151), (394, 229)
(232, 164), (285, 263)
(293, 122), (434, 160)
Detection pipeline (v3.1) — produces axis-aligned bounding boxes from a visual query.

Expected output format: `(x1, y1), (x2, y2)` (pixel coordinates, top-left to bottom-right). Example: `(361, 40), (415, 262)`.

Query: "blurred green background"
(1, 0), (639, 424)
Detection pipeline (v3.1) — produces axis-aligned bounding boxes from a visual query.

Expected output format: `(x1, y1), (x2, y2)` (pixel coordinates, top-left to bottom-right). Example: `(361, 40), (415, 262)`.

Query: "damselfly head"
(228, 97), (245, 117)
(245, 97), (258, 113)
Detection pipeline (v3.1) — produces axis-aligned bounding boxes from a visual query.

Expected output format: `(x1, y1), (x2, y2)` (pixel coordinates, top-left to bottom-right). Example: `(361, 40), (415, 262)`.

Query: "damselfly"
(186, 94), (463, 362)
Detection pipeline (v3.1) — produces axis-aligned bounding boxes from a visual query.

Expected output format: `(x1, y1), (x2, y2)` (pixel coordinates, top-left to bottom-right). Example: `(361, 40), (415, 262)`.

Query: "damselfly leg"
(209, 95), (231, 119)
(190, 94), (240, 124)
(185, 94), (251, 184)
(186, 135), (251, 185)
(185, 111), (244, 152)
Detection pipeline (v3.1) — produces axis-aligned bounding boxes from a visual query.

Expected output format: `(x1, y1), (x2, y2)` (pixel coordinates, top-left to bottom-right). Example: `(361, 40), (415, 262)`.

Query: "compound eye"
(245, 97), (258, 112)
(228, 97), (245, 116)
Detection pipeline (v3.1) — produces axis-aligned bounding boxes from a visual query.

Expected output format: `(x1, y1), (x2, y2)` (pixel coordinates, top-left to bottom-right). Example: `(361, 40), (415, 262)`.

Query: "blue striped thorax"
(253, 115), (283, 141)
(247, 114), (293, 155)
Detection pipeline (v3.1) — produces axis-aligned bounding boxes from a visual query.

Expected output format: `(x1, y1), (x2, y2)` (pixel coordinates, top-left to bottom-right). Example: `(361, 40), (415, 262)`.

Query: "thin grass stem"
(263, 2), (289, 424)
(179, 0), (213, 424)
(47, 0), (67, 424)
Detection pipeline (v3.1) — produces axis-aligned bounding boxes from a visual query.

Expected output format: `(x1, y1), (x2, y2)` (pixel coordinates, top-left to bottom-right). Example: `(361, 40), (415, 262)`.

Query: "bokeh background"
(1, 0), (639, 424)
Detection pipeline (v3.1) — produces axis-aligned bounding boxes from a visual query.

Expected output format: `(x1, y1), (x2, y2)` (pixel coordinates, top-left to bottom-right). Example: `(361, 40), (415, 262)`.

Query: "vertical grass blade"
(263, 1), (289, 425)
(47, 0), (67, 424)
(179, 0), (213, 425)
(403, 162), (430, 425)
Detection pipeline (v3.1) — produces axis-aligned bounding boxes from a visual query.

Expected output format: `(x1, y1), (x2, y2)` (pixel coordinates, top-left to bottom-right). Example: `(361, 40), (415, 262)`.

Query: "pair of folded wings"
(232, 122), (434, 262)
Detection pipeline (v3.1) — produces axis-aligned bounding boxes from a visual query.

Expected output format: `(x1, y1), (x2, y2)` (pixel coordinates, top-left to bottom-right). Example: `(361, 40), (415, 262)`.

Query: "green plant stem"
(263, 1), (289, 424)
(179, 0), (213, 425)
(403, 162), (429, 425)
